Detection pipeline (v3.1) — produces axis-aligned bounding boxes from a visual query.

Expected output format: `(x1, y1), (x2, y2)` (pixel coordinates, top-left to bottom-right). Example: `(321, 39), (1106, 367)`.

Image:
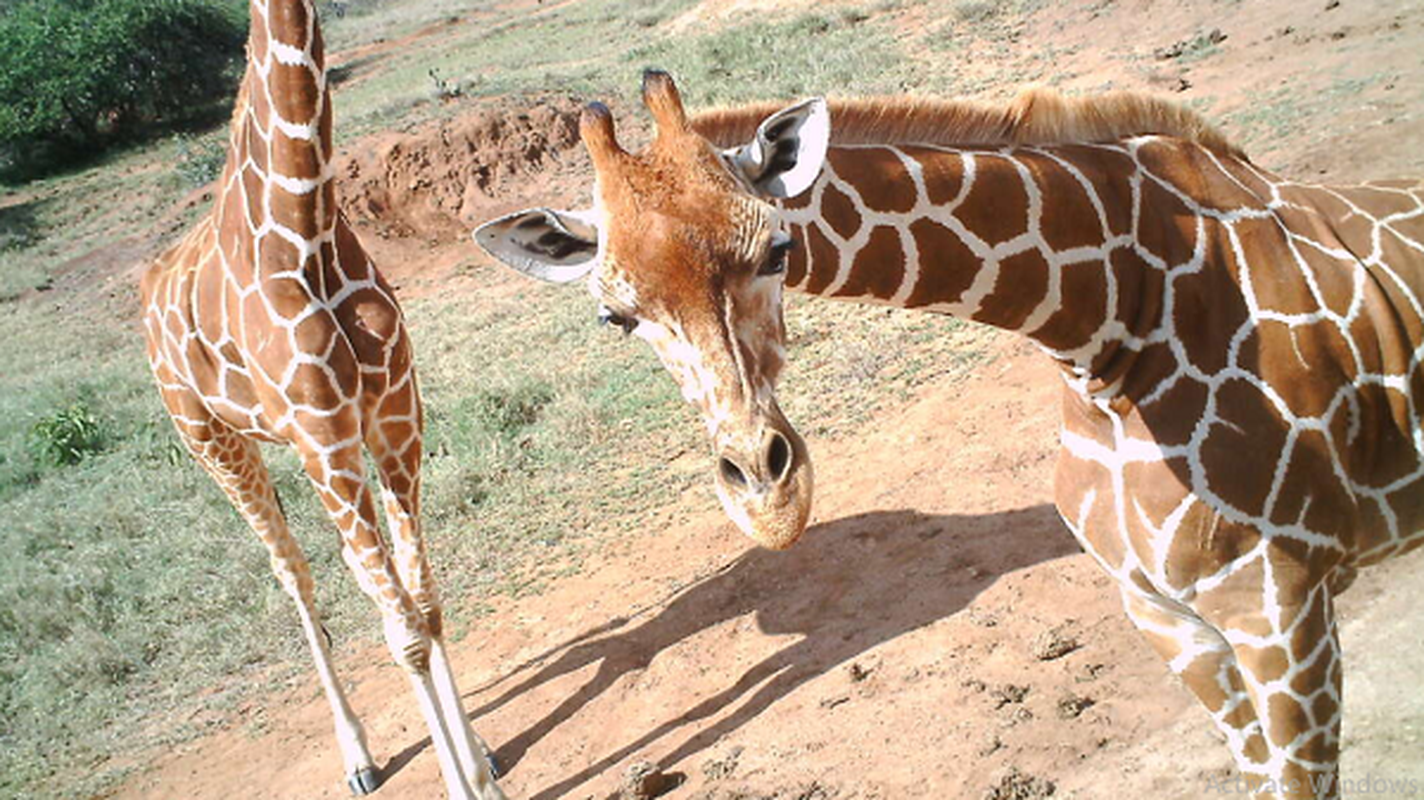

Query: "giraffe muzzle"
(713, 424), (813, 550)
(718, 430), (792, 489)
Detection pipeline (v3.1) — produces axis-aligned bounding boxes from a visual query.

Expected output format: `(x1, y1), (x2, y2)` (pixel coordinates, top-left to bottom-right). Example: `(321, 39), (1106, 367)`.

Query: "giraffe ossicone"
(140, 0), (505, 796)
(475, 70), (1424, 799)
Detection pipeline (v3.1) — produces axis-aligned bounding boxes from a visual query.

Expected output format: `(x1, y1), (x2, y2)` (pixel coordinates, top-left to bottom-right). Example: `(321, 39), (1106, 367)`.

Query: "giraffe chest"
(144, 218), (416, 444)
(1053, 349), (1424, 598)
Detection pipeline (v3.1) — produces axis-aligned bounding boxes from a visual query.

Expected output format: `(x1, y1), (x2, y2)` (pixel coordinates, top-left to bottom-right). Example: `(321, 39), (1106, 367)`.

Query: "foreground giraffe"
(139, 0), (505, 797)
(476, 72), (1424, 799)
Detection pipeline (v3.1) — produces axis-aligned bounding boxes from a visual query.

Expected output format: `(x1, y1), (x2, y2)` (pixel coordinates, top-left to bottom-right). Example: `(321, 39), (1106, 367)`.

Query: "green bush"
(173, 132), (229, 187)
(28, 400), (108, 466)
(0, 0), (247, 180)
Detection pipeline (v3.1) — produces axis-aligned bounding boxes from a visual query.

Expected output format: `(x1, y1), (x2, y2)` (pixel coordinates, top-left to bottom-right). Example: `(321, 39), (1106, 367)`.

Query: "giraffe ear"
(729, 98), (830, 199)
(472, 207), (600, 284)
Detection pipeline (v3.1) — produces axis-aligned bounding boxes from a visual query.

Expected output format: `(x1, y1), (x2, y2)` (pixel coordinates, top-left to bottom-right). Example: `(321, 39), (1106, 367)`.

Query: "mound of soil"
(337, 97), (585, 243)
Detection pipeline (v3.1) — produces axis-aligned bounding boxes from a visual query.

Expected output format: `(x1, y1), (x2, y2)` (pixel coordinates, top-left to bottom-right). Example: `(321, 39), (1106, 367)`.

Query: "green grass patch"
(1220, 75), (1385, 160)
(328, 0), (703, 139)
(625, 12), (913, 105)
(328, 1), (918, 141)
(952, 0), (1001, 24)
(780, 297), (986, 437)
(932, 0), (1045, 49)
(0, 199), (41, 254)
(0, 132), (215, 300)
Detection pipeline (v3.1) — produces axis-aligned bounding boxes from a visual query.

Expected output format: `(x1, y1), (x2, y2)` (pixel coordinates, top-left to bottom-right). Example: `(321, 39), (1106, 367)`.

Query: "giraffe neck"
(217, 0), (336, 283)
(779, 140), (1191, 395)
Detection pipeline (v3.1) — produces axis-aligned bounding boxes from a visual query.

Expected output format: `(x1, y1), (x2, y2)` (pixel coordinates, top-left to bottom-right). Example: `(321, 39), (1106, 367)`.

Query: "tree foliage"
(0, 0), (247, 178)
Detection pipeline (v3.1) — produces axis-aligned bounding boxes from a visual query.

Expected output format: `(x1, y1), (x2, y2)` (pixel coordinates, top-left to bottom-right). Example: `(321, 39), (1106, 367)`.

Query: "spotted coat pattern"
(774, 135), (1424, 798)
(138, 0), (503, 795)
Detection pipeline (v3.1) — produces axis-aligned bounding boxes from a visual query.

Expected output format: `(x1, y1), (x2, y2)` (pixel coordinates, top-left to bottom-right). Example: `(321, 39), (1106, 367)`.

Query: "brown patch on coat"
(975, 249), (1049, 331)
(905, 218), (978, 308)
(954, 156), (1029, 247)
(820, 181), (862, 240)
(835, 226), (905, 301)
(828, 147), (916, 214)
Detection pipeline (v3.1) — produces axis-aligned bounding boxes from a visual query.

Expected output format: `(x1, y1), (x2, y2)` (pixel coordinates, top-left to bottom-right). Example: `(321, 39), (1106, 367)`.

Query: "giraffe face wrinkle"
(618, 272), (815, 550)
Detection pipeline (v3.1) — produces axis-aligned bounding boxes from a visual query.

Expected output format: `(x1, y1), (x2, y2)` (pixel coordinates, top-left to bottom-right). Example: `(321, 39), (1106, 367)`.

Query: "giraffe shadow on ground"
(383, 502), (1078, 795)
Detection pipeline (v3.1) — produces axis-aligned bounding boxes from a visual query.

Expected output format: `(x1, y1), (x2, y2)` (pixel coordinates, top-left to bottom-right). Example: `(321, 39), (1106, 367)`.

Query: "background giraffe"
(139, 0), (504, 797)
(476, 72), (1424, 799)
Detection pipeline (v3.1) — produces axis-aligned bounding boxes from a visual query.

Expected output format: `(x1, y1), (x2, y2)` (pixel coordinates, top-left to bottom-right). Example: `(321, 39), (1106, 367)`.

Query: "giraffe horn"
(642, 69), (690, 139)
(580, 101), (626, 170)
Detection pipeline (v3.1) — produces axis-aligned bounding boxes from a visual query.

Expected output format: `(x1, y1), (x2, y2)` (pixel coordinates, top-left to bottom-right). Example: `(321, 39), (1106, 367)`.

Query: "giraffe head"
(475, 71), (829, 549)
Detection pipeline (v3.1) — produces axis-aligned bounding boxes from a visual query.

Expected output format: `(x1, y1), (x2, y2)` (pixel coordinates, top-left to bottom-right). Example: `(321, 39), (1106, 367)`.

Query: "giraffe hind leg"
(1120, 586), (1276, 793)
(157, 386), (379, 791)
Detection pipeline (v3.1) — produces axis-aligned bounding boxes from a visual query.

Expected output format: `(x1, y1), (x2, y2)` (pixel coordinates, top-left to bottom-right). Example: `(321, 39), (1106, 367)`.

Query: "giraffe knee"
(399, 640), (432, 674)
(271, 558), (315, 601)
(407, 591), (443, 639)
(382, 615), (432, 673)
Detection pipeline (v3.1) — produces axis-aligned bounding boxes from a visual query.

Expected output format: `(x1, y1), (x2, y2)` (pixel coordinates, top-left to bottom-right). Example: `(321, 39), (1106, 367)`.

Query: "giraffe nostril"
(766, 432), (792, 483)
(719, 457), (748, 489)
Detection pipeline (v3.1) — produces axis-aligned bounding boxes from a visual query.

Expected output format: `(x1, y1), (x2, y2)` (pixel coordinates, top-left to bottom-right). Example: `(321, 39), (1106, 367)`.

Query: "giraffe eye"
(759, 236), (795, 277)
(597, 307), (637, 334)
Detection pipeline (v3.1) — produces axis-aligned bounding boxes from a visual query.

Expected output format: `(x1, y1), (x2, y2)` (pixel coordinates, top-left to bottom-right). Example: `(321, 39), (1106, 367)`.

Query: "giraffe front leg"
(429, 639), (503, 779)
(1125, 582), (1344, 800)
(367, 407), (504, 794)
(1210, 585), (1343, 800)
(302, 438), (501, 800)
(1120, 586), (1276, 795)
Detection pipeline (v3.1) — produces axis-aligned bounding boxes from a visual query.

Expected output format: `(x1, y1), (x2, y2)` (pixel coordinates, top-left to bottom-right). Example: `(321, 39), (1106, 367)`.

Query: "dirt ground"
(100, 0), (1424, 798)
(104, 338), (1424, 800)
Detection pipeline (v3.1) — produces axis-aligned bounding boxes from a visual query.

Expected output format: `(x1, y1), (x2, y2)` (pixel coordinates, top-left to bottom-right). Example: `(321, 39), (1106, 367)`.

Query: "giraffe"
(474, 71), (1424, 799)
(138, 0), (505, 797)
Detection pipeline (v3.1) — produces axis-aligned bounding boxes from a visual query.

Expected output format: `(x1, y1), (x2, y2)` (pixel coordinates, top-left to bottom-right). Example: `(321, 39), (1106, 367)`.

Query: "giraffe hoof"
(485, 751), (502, 780)
(347, 766), (382, 796)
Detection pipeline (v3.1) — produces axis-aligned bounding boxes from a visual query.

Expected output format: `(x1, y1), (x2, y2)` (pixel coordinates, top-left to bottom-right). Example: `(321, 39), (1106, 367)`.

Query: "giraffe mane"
(691, 87), (1243, 159)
